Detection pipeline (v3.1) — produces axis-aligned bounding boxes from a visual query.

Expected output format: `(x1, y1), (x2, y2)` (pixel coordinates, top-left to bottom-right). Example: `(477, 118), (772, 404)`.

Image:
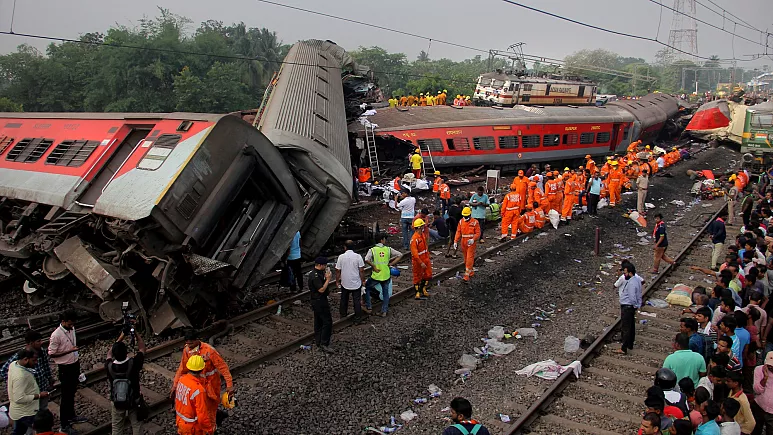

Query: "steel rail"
(504, 203), (727, 435)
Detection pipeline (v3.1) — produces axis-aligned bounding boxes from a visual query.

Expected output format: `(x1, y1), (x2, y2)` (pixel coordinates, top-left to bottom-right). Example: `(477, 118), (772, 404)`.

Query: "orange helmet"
(528, 181), (537, 187)
(531, 176), (539, 181)
(518, 170), (524, 176)
(584, 154), (591, 159)
(552, 171), (559, 176)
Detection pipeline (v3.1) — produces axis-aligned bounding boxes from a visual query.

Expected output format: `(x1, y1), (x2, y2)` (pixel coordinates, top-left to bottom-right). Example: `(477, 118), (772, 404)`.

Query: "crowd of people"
(387, 90), (474, 107)
(1, 309), (235, 435)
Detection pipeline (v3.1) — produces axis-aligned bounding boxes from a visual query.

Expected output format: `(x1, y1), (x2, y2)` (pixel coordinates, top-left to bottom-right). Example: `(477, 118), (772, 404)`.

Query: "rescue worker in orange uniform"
(174, 355), (214, 435)
(560, 168), (577, 223)
(454, 207), (481, 282)
(519, 206), (536, 234)
(438, 177), (451, 215)
(432, 171), (442, 194)
(737, 170), (749, 189)
(624, 160), (638, 190)
(419, 93), (427, 106)
(500, 185), (522, 240)
(510, 170), (529, 209)
(607, 160), (623, 207)
(407, 94), (416, 106)
(627, 140), (642, 153)
(533, 201), (546, 229)
(576, 167), (587, 207)
(411, 219), (432, 299)
(527, 181), (545, 213)
(585, 155), (597, 175)
(172, 331), (234, 430)
(545, 172), (561, 213)
(399, 95), (408, 107)
(600, 156), (613, 177)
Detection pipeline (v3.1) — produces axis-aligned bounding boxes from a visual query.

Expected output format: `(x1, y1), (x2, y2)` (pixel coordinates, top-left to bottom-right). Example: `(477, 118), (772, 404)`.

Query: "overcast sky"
(0, 0), (770, 71)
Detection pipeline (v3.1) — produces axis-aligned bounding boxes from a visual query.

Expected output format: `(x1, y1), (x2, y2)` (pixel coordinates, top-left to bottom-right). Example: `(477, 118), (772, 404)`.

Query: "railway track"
(52, 218), (540, 434)
(506, 204), (726, 435)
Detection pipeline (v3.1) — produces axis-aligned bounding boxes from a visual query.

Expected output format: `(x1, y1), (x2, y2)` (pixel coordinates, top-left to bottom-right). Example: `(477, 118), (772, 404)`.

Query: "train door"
(76, 128), (151, 207)
(578, 86), (585, 97)
(609, 123), (624, 152)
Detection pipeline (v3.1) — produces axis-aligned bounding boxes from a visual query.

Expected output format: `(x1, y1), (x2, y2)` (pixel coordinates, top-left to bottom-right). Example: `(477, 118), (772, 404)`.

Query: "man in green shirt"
(663, 332), (707, 386)
(364, 233), (403, 317)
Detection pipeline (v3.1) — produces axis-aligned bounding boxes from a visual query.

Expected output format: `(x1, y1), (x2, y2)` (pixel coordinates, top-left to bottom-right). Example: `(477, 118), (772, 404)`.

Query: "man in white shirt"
(397, 191), (416, 250)
(657, 153), (666, 169)
(48, 310), (86, 431)
(336, 240), (366, 322)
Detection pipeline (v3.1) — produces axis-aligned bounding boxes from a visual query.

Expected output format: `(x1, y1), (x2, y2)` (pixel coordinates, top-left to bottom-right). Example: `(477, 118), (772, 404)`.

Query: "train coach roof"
(0, 112), (227, 121)
(351, 105), (633, 133)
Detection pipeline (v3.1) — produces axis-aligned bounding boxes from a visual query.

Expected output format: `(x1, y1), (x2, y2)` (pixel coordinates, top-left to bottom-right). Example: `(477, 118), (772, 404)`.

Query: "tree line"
(0, 9), (765, 113)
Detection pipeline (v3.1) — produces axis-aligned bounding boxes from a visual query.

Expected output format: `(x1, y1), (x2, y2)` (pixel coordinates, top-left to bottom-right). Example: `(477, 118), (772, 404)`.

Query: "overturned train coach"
(355, 93), (680, 168)
(0, 40), (353, 334)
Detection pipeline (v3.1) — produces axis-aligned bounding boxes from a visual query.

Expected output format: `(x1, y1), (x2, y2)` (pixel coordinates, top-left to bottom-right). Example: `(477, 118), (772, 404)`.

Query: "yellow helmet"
(606, 156), (612, 161)
(413, 218), (426, 228)
(461, 207), (472, 217)
(456, 95), (461, 99)
(186, 355), (206, 371)
(443, 89), (447, 93)
(415, 148), (421, 153)
(610, 160), (619, 166)
(465, 96), (470, 100)
(729, 174), (737, 181)
(434, 170), (440, 175)
(563, 167), (570, 172)
(645, 145), (651, 149)
(221, 391), (236, 409)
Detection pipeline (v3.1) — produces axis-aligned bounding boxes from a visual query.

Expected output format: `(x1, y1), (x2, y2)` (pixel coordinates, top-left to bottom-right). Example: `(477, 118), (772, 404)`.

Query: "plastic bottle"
(379, 427), (399, 433)
(413, 398), (428, 404)
(300, 345), (311, 350)
(276, 305), (282, 315)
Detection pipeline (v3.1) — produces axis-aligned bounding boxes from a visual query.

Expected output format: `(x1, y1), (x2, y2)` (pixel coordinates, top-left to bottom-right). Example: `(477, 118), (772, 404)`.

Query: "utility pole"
(667, 0), (699, 60)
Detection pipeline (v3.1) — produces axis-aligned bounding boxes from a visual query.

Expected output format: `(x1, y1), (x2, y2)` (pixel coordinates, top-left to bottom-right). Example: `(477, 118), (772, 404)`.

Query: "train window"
(751, 113), (773, 128)
(521, 135), (540, 148)
(5, 138), (53, 163)
(523, 84), (533, 92)
(580, 133), (595, 144)
(508, 83), (515, 92)
(46, 140), (99, 167)
(0, 136), (13, 155)
(543, 134), (559, 147)
(417, 139), (444, 153)
(562, 133), (578, 145)
(498, 136), (519, 149)
(445, 138), (470, 151)
(596, 132), (611, 143)
(137, 134), (182, 171)
(521, 95), (531, 102)
(473, 136), (496, 150)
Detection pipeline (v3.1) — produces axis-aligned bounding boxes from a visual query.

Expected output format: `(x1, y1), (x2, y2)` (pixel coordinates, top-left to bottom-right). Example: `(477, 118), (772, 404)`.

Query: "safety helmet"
(465, 96), (470, 100)
(531, 176), (539, 181)
(420, 93), (424, 96)
(390, 266), (400, 277)
(585, 154), (591, 159)
(221, 391), (236, 409)
(456, 95), (461, 99)
(645, 145), (651, 149)
(461, 207), (472, 217)
(610, 161), (619, 166)
(413, 218), (426, 228)
(518, 170), (524, 176)
(443, 89), (447, 93)
(186, 355), (206, 371)
(606, 156), (612, 161)
(628, 160), (633, 165)
(672, 146), (677, 150)
(438, 91), (442, 94)
(528, 181), (537, 187)
(729, 174), (737, 181)
(552, 171), (559, 176)
(563, 167), (570, 172)
(654, 368), (677, 390)
(415, 148), (421, 153)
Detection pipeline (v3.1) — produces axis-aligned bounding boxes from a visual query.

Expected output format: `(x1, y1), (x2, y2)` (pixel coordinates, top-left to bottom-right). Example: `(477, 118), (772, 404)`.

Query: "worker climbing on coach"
(607, 160), (623, 207)
(172, 331), (233, 432)
(500, 185), (522, 241)
(174, 355), (214, 435)
(454, 207), (481, 283)
(411, 219), (432, 300)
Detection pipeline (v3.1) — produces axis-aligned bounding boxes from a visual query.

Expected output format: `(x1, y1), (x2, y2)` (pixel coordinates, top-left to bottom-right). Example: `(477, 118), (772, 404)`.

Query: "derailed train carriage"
(0, 40), (354, 334)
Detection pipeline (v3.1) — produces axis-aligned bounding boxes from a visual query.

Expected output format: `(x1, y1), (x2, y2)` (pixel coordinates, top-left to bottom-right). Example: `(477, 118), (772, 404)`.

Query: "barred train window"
(473, 136), (495, 150)
(417, 138), (444, 152)
(580, 133), (595, 144)
(6, 138), (53, 163)
(498, 136), (519, 149)
(46, 140), (99, 167)
(543, 134), (560, 147)
(521, 135), (540, 148)
(596, 132), (611, 143)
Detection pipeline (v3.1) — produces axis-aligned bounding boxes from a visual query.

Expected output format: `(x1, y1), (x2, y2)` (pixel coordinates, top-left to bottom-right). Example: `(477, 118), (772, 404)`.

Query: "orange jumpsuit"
(556, 177), (565, 214)
(399, 96), (408, 107)
(407, 95), (416, 106)
(433, 176), (442, 193)
(419, 96), (427, 106)
(455, 218), (481, 281)
(545, 179), (560, 213)
(561, 176), (577, 221)
(510, 176), (528, 209)
(608, 167), (623, 206)
(585, 159), (597, 175)
(175, 373), (214, 435)
(627, 140), (641, 153)
(600, 162), (611, 177)
(519, 210), (536, 234)
(738, 171), (749, 188)
(173, 343), (232, 429)
(530, 186), (548, 213)
(534, 208), (546, 229)
(393, 177), (401, 191)
(575, 172), (587, 206)
(500, 191), (522, 239)
(413, 215), (430, 243)
(410, 231), (432, 285)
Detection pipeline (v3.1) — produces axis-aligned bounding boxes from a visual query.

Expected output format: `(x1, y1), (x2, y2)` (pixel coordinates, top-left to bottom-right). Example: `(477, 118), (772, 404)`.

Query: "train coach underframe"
(0, 117), (303, 335)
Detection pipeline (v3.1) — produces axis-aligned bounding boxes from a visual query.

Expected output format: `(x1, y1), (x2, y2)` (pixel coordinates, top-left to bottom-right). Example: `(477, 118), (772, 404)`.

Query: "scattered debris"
(497, 414), (511, 423)
(564, 336), (581, 353)
(671, 200), (685, 206)
(515, 359), (582, 380)
(645, 203), (656, 209)
(400, 410), (418, 422)
(428, 384), (442, 398)
(639, 311), (658, 318)
(647, 299), (669, 309)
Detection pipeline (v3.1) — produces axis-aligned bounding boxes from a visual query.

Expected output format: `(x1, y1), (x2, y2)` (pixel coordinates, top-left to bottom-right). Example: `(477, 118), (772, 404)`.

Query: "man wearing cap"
(753, 351), (773, 432)
(585, 155), (597, 175)
(174, 355), (214, 435)
(410, 149), (423, 178)
(308, 257), (335, 352)
(172, 330), (233, 428)
(608, 160), (623, 207)
(500, 185), (521, 241)
(454, 207), (481, 283)
(364, 234), (403, 317)
(411, 219), (432, 299)
(637, 167), (650, 215)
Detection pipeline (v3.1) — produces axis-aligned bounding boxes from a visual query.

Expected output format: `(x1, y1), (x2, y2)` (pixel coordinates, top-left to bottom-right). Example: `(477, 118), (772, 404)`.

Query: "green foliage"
(0, 10), (284, 113)
(0, 97), (22, 112)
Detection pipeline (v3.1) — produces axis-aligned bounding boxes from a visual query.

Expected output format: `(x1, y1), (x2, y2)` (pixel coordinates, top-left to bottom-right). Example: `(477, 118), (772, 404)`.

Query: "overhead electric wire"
(645, 0), (766, 48)
(497, 0), (761, 62)
(696, 0), (767, 34)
